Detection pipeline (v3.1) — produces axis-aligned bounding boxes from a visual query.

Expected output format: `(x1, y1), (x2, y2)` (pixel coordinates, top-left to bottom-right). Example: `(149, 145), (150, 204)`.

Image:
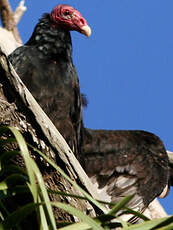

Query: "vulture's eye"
(64, 10), (70, 16)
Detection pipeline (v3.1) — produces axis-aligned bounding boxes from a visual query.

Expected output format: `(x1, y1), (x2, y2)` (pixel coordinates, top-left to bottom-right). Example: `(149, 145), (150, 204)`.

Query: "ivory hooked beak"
(81, 25), (92, 37)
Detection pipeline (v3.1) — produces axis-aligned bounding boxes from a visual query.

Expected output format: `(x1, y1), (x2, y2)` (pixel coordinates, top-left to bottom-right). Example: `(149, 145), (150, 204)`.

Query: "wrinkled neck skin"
(26, 13), (73, 62)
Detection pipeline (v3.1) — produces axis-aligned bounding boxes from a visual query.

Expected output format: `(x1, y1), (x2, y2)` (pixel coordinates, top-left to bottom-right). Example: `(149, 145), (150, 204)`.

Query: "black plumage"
(8, 5), (91, 162)
(8, 4), (170, 221)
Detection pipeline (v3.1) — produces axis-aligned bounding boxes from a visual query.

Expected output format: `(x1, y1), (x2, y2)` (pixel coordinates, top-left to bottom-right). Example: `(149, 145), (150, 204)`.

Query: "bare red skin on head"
(50, 4), (88, 32)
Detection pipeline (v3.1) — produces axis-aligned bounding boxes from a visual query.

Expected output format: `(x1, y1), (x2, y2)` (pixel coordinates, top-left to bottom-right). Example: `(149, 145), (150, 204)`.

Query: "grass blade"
(8, 127), (38, 202)
(108, 195), (133, 216)
(53, 202), (104, 230)
(59, 222), (92, 230)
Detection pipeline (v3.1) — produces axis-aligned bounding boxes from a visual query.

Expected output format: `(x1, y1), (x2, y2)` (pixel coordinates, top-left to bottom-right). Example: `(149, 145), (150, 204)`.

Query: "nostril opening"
(80, 18), (85, 25)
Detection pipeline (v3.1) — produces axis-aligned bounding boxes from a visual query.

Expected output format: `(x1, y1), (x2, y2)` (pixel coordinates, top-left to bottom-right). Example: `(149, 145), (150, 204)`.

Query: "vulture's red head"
(50, 4), (91, 37)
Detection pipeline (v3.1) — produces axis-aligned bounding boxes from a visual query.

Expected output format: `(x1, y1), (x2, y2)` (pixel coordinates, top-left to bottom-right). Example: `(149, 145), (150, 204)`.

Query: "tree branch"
(0, 0), (22, 43)
(13, 0), (26, 25)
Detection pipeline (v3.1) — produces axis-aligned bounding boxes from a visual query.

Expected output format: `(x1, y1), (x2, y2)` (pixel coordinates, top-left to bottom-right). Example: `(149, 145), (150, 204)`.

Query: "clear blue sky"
(11, 0), (173, 214)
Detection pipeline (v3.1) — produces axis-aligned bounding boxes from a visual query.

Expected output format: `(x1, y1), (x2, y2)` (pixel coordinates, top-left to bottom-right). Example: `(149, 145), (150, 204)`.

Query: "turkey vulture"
(8, 4), (170, 221)
(8, 4), (91, 163)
